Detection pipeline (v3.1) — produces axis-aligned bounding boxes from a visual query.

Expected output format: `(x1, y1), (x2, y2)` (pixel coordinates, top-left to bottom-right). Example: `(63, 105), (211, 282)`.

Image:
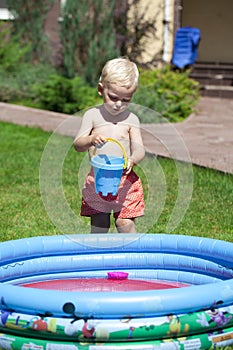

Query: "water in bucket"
(90, 154), (124, 196)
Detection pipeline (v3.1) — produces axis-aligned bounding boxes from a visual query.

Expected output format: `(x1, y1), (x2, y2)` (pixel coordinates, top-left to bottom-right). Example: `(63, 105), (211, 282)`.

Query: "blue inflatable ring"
(1, 233), (233, 349)
(1, 233), (233, 318)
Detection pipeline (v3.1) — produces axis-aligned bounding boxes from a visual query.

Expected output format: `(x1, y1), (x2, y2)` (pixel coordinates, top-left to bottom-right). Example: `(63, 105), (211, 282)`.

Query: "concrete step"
(189, 62), (233, 98)
(191, 62), (233, 74)
(190, 72), (233, 86)
(200, 85), (233, 98)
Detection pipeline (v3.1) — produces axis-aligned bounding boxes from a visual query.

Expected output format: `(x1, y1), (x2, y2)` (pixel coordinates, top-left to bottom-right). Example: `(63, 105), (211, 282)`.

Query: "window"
(0, 0), (14, 20)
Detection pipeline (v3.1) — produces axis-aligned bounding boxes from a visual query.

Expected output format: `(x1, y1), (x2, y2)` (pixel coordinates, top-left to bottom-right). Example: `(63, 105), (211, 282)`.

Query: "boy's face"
(98, 82), (136, 116)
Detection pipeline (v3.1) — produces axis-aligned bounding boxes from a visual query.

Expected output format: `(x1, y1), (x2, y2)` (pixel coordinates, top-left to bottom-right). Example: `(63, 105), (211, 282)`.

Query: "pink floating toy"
(107, 271), (129, 280)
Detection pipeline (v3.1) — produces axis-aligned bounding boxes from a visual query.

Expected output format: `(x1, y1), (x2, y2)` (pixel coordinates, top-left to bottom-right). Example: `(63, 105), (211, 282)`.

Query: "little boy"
(74, 57), (145, 233)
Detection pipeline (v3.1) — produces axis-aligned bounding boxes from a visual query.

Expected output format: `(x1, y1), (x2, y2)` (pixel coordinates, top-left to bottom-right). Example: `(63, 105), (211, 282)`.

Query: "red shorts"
(81, 169), (144, 219)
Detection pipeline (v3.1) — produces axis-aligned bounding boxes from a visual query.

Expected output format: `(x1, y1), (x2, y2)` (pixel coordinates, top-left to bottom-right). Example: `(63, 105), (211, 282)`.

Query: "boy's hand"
(91, 135), (106, 148)
(125, 158), (134, 175)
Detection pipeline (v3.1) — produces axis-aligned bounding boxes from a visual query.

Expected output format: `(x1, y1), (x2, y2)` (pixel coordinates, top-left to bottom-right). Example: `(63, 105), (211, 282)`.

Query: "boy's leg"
(91, 213), (111, 233)
(115, 218), (136, 233)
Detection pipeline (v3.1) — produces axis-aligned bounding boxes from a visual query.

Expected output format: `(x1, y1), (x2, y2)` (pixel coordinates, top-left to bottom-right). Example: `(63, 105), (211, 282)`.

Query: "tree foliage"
(5, 0), (161, 79)
(60, 0), (119, 85)
(6, 0), (55, 62)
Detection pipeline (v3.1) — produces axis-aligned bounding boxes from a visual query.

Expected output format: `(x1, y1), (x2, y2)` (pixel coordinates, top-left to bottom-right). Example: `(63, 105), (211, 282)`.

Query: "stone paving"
(141, 97), (233, 174)
(0, 97), (233, 174)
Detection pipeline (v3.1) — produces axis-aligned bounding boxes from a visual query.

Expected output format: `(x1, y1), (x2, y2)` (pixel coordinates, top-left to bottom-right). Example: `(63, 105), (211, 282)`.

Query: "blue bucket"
(90, 154), (125, 196)
(90, 138), (128, 196)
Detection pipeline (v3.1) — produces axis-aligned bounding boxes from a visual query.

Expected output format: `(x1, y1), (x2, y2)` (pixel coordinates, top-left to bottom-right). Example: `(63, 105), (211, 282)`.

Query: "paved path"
(0, 97), (233, 174)
(141, 97), (233, 174)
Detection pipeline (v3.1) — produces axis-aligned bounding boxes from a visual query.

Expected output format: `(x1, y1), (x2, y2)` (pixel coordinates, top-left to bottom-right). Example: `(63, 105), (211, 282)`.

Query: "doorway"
(181, 0), (233, 63)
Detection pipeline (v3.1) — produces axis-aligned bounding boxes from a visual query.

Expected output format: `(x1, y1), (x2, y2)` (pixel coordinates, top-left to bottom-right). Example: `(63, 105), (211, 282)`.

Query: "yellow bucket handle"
(92, 137), (128, 169)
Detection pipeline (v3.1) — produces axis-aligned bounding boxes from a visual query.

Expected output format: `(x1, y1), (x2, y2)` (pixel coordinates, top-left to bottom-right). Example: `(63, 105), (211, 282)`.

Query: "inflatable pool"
(1, 233), (233, 349)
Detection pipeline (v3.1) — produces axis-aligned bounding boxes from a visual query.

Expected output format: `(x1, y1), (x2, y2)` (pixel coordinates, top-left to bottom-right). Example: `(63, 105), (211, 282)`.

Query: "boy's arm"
(73, 111), (106, 152)
(126, 120), (145, 174)
(74, 134), (106, 152)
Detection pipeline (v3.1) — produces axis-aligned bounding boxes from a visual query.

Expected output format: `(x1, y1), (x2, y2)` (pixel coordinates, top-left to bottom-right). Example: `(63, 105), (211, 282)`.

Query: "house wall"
(0, 0), (6, 8)
(127, 0), (175, 66)
(181, 0), (233, 63)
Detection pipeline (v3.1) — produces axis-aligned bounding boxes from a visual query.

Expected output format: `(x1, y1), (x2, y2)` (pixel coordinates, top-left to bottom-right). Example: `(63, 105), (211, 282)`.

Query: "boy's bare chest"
(93, 120), (130, 139)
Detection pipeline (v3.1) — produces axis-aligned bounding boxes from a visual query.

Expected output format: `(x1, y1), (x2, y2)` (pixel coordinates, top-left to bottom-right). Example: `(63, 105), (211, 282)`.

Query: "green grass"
(1, 121), (232, 242)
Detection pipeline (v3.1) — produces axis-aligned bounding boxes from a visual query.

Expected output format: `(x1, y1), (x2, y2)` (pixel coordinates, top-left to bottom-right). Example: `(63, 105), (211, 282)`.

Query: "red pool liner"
(22, 277), (188, 292)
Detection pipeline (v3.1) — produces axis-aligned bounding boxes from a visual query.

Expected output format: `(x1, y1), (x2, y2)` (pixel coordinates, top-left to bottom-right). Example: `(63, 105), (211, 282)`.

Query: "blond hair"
(99, 57), (139, 89)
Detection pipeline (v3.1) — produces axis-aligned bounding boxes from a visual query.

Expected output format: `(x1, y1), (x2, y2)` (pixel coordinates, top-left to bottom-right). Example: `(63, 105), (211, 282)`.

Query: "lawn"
(1, 121), (232, 242)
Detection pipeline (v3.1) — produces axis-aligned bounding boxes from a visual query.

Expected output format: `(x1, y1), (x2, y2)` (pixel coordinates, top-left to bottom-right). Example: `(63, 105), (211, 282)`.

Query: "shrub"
(0, 63), (57, 105)
(0, 24), (29, 73)
(133, 66), (200, 123)
(0, 23), (56, 105)
(33, 75), (101, 114)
